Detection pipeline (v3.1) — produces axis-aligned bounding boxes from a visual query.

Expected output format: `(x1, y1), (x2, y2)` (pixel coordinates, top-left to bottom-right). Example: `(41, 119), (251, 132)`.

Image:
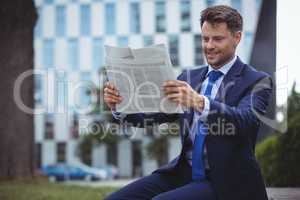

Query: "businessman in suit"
(103, 5), (272, 200)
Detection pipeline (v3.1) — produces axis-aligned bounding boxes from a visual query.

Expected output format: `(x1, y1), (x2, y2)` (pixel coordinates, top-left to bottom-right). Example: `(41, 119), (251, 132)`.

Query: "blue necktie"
(192, 70), (223, 181)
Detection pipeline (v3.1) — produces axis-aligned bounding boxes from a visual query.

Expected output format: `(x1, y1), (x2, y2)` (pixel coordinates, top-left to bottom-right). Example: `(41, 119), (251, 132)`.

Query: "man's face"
(201, 21), (241, 68)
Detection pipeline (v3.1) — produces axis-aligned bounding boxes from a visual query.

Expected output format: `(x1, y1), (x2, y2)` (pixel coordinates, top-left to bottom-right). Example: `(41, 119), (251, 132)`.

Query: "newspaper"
(105, 44), (183, 114)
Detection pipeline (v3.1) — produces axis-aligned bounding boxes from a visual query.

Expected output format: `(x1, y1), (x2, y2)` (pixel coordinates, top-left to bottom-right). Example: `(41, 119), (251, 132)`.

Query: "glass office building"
(34, 0), (262, 177)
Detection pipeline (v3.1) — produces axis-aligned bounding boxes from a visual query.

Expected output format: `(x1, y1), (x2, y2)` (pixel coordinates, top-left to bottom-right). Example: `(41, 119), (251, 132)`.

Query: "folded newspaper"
(105, 44), (183, 114)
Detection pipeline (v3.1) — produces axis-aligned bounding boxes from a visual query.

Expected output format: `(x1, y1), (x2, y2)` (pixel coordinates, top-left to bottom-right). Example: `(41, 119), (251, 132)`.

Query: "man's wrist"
(194, 94), (205, 112)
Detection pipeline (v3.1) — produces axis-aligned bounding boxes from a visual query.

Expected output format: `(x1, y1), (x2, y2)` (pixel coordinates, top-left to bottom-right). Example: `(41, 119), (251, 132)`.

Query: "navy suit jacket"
(117, 57), (272, 200)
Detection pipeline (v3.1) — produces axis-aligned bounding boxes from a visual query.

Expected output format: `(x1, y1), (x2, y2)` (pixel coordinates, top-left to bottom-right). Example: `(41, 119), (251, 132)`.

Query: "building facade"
(33, 0), (262, 177)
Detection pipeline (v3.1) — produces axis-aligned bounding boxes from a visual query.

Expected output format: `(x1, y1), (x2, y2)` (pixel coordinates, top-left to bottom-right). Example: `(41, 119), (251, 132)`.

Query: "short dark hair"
(200, 5), (243, 33)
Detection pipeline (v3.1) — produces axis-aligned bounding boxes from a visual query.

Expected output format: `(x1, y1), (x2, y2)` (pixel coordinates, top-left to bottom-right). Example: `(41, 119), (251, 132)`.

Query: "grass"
(0, 178), (118, 200)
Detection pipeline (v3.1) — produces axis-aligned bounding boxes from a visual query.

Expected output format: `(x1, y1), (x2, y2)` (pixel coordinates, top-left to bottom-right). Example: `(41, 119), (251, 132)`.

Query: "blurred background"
(1, 0), (300, 199)
(32, 0), (263, 178)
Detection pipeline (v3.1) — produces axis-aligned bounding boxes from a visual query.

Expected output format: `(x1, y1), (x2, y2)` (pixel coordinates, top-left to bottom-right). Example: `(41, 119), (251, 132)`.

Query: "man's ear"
(234, 31), (242, 47)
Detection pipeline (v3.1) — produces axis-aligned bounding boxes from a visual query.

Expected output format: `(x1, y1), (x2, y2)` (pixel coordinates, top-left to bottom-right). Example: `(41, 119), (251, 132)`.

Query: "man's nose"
(205, 40), (215, 50)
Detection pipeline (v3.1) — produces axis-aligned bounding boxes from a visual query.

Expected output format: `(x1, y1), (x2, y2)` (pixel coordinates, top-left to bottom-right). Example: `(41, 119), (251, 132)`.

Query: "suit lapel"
(190, 67), (208, 92)
(181, 67), (208, 143)
(182, 59), (244, 143)
(188, 67), (208, 120)
(214, 57), (245, 103)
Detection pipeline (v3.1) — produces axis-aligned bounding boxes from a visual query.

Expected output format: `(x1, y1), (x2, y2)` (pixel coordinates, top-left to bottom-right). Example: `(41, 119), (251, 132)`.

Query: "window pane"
(107, 143), (118, 166)
(44, 0), (53, 4)
(93, 38), (103, 69)
(80, 72), (92, 107)
(130, 2), (141, 33)
(57, 142), (66, 163)
(44, 114), (54, 139)
(105, 3), (116, 35)
(35, 7), (43, 37)
(70, 114), (79, 139)
(80, 5), (91, 36)
(180, 0), (191, 32)
(169, 35), (179, 66)
(132, 141), (142, 177)
(256, 0), (262, 13)
(35, 143), (42, 169)
(206, 0), (215, 7)
(56, 71), (67, 109)
(56, 5), (66, 37)
(244, 31), (253, 62)
(155, 1), (166, 33)
(118, 36), (128, 47)
(143, 35), (153, 46)
(43, 39), (54, 68)
(194, 34), (204, 65)
(231, 0), (242, 13)
(34, 74), (43, 105)
(68, 38), (78, 70)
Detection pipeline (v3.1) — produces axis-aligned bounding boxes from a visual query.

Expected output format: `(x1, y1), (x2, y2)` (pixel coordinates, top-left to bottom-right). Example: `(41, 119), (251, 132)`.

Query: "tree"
(79, 68), (181, 168)
(78, 68), (120, 165)
(256, 83), (300, 186)
(146, 123), (180, 166)
(0, 0), (37, 180)
(146, 133), (169, 166)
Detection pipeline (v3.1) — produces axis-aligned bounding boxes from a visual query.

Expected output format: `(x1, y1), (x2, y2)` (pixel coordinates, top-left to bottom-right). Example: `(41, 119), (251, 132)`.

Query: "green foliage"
(78, 122), (120, 165)
(146, 134), (169, 166)
(78, 67), (121, 165)
(287, 83), (300, 119)
(0, 179), (118, 200)
(256, 83), (300, 186)
(145, 122), (180, 166)
(256, 135), (281, 186)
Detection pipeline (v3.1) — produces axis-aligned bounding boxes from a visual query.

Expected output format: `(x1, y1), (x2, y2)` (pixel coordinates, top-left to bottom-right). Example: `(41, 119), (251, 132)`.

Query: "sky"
(277, 0), (300, 105)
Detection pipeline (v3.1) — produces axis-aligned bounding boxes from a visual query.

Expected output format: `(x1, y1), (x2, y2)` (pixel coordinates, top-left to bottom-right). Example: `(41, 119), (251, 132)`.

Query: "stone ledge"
(267, 188), (300, 200)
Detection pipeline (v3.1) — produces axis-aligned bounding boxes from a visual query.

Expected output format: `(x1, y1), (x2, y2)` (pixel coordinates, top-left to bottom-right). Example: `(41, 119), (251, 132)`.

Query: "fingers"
(165, 93), (181, 101)
(104, 87), (119, 97)
(104, 82), (122, 108)
(163, 86), (182, 96)
(165, 94), (182, 106)
(163, 80), (186, 87)
(104, 94), (122, 104)
(105, 82), (116, 90)
(104, 93), (122, 109)
(104, 82), (120, 96)
(163, 80), (185, 96)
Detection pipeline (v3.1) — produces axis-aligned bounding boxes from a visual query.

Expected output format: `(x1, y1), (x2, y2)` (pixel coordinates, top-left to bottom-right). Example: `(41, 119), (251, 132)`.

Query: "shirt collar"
(207, 55), (237, 76)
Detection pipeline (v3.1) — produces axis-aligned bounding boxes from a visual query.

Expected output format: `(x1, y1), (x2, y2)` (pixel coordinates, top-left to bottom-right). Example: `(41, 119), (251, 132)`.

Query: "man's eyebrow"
(213, 36), (225, 38)
(202, 35), (226, 38)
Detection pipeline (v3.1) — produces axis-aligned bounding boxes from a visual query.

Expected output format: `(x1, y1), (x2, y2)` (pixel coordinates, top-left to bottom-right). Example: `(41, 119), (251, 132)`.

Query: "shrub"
(256, 113), (300, 186)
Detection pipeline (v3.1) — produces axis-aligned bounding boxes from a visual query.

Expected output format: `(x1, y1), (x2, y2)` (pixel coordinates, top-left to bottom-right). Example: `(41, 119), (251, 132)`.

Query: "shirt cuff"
(195, 96), (210, 122)
(111, 110), (127, 120)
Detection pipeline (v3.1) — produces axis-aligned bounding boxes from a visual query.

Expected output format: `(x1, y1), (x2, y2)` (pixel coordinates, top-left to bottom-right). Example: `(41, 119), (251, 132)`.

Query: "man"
(103, 5), (272, 200)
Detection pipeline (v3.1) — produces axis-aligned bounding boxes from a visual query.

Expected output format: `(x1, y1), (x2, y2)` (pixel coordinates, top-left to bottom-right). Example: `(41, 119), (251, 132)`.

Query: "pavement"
(267, 188), (300, 200)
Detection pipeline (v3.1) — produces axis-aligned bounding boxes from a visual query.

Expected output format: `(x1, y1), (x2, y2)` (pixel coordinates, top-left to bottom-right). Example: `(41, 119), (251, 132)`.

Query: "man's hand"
(163, 80), (205, 112)
(103, 82), (122, 110)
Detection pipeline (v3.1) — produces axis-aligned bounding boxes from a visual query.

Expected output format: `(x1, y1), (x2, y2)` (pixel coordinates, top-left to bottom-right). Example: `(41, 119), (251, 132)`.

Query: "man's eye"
(214, 37), (223, 41)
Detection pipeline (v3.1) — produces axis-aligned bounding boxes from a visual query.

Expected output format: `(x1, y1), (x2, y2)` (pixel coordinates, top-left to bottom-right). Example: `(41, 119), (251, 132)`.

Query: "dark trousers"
(104, 160), (217, 200)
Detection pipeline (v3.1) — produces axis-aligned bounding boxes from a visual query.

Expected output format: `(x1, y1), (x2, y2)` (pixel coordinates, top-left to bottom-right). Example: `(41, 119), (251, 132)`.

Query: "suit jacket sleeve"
(206, 74), (273, 139)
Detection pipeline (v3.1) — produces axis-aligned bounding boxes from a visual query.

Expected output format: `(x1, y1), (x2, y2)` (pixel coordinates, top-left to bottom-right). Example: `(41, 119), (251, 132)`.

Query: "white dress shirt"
(112, 55), (238, 169)
(186, 55), (237, 168)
